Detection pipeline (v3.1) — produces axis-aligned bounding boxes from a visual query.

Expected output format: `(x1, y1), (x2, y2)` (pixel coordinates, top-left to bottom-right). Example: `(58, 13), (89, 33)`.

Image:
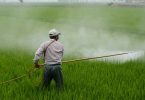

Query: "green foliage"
(0, 50), (145, 100)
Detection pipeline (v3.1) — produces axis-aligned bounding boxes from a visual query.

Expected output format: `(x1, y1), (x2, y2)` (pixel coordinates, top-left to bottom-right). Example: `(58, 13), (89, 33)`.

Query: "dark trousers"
(43, 64), (63, 89)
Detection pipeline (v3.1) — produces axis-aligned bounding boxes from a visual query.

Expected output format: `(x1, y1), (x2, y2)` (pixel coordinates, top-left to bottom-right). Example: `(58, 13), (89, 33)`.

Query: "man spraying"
(33, 29), (64, 89)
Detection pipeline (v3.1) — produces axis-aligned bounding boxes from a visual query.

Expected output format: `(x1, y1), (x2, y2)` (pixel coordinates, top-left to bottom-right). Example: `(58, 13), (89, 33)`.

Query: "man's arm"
(33, 44), (45, 68)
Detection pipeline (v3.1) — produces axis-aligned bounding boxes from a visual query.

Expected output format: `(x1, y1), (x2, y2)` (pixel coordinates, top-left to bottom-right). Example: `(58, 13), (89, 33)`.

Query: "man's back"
(34, 39), (64, 65)
(43, 39), (64, 64)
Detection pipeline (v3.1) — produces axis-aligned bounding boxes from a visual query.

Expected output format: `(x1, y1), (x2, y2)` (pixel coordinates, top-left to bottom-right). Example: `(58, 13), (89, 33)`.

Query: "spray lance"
(39, 52), (130, 67)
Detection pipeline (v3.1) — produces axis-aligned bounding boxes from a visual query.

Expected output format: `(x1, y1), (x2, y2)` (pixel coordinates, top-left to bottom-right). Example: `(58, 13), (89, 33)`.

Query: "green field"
(0, 50), (145, 99)
(0, 4), (145, 100)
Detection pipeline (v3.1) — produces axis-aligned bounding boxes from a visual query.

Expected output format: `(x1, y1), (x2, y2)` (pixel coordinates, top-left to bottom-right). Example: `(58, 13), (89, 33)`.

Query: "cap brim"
(49, 33), (61, 36)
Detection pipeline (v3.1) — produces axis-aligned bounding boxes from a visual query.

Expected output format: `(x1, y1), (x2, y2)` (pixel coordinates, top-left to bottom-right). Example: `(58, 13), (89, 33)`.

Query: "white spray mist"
(0, 5), (144, 62)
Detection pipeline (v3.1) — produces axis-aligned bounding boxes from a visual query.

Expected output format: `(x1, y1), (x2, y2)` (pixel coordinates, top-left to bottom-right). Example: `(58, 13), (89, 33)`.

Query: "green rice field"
(0, 4), (145, 100)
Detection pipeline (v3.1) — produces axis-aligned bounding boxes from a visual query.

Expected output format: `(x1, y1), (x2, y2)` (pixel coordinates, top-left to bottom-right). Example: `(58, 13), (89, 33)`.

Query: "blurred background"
(0, 0), (145, 62)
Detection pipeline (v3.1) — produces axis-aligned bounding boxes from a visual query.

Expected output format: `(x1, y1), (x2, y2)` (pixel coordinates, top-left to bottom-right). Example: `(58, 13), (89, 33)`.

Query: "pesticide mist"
(0, 5), (145, 62)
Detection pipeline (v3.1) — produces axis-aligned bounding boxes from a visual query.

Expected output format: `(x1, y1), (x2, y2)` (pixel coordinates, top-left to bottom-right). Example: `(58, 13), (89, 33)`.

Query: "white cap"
(48, 29), (61, 37)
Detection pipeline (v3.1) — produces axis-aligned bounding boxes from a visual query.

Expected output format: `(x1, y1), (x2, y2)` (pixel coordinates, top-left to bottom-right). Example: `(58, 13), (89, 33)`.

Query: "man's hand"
(34, 59), (40, 68)
(34, 63), (40, 68)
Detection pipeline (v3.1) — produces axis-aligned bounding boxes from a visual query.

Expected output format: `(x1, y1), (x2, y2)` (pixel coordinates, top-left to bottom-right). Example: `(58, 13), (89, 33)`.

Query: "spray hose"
(0, 52), (131, 85)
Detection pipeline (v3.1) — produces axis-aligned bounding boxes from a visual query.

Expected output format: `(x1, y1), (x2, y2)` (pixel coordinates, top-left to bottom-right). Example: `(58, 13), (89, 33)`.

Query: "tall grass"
(0, 50), (145, 99)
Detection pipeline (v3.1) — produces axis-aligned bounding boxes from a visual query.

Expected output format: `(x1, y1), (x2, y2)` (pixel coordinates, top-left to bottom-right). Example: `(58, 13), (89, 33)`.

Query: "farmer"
(33, 29), (64, 89)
